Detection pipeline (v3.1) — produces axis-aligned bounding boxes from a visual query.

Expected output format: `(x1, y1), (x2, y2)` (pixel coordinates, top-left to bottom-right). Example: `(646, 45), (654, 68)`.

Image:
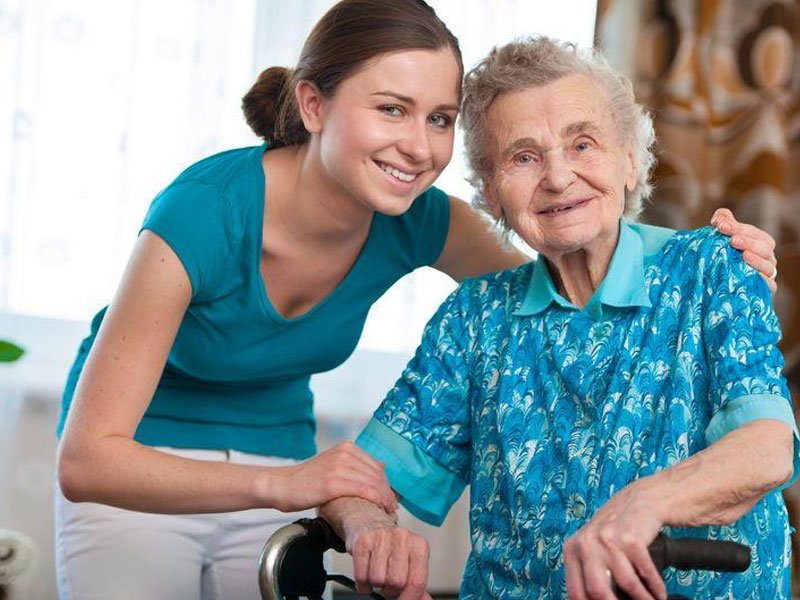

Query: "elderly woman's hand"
(711, 208), (778, 293)
(319, 497), (432, 600)
(349, 520), (431, 599)
(563, 480), (667, 600)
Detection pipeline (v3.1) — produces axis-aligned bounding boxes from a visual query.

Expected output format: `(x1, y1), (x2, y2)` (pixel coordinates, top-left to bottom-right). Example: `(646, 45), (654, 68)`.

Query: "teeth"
(544, 200), (585, 214)
(379, 162), (417, 183)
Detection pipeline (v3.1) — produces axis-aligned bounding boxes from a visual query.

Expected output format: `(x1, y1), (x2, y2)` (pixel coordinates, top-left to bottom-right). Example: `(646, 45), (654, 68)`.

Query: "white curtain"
(0, 0), (260, 319)
(1, 0), (596, 353)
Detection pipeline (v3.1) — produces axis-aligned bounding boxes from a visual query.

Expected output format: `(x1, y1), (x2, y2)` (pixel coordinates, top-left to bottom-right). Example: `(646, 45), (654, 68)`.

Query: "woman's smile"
(374, 160), (420, 183)
(536, 196), (594, 216)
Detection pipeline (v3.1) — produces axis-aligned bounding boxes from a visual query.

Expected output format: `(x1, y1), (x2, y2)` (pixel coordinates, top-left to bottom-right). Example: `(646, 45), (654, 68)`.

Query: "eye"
(379, 104), (404, 117)
(427, 113), (453, 129)
(574, 138), (593, 152)
(513, 152), (538, 165)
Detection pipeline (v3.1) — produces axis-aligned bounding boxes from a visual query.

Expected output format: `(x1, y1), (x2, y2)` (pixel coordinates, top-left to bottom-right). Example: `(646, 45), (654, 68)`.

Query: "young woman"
(54, 1), (779, 598)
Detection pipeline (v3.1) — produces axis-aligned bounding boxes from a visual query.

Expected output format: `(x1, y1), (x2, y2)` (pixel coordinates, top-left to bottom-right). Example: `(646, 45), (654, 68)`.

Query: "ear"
(624, 149), (637, 193)
(295, 80), (325, 134)
(483, 182), (504, 221)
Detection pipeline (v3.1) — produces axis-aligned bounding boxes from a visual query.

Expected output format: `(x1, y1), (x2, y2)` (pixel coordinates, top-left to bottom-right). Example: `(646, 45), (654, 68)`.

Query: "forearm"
(57, 436), (282, 513)
(640, 419), (794, 527)
(318, 496), (398, 544)
(434, 197), (529, 282)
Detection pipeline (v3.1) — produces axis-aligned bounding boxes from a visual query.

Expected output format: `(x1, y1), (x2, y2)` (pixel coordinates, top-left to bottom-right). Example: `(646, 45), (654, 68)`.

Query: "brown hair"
(242, 0), (463, 148)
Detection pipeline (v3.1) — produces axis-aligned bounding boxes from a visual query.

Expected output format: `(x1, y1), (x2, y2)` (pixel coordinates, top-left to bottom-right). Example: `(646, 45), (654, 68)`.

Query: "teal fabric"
(356, 418), (466, 525)
(514, 219), (664, 317)
(360, 222), (796, 598)
(507, 218), (797, 480)
(57, 145), (451, 458)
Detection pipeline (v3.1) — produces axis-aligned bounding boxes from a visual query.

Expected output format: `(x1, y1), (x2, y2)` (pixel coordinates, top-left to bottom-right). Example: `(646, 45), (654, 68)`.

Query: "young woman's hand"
(711, 208), (778, 294)
(269, 441), (398, 513)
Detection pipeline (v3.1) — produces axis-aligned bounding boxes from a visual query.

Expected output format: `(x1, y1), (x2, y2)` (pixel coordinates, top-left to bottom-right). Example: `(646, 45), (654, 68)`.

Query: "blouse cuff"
(705, 393), (800, 490)
(356, 418), (467, 526)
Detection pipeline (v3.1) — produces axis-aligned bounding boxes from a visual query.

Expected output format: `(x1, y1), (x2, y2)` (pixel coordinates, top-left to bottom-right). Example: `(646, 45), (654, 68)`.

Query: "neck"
(545, 226), (620, 308)
(264, 142), (373, 249)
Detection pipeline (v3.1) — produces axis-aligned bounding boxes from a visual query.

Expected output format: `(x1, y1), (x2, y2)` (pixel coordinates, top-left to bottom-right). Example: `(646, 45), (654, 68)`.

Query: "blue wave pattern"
(371, 224), (793, 599)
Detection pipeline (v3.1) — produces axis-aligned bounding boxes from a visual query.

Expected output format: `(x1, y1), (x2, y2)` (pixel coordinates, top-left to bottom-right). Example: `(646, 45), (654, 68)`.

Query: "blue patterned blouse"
(357, 221), (798, 599)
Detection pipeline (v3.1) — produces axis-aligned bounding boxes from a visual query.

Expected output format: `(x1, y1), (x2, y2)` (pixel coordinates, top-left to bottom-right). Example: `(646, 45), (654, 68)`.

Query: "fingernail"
(718, 221), (731, 234)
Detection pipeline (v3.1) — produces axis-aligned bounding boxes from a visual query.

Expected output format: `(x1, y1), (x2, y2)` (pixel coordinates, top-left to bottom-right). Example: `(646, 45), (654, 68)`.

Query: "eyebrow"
(370, 91), (459, 113)
(500, 121), (602, 158)
(563, 120), (601, 137)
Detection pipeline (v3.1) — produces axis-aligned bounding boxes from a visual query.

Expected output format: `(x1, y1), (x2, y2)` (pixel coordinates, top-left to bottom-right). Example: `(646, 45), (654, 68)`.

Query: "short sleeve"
(701, 235), (799, 487)
(141, 180), (234, 302)
(356, 286), (473, 525)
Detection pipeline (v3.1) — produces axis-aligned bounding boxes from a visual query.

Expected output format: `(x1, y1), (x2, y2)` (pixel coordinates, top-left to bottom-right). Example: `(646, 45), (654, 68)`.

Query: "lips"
(537, 197), (592, 215)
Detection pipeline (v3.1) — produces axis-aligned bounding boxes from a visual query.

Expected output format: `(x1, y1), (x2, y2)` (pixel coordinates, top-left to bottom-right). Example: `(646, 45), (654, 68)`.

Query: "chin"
(370, 194), (417, 216)
(538, 234), (596, 256)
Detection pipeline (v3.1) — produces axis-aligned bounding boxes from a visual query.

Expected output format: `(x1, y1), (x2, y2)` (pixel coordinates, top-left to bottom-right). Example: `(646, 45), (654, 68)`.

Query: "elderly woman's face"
(484, 74), (637, 258)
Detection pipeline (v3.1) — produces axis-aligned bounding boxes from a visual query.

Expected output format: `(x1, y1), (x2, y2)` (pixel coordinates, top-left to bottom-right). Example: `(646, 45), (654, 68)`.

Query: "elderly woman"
(320, 37), (798, 600)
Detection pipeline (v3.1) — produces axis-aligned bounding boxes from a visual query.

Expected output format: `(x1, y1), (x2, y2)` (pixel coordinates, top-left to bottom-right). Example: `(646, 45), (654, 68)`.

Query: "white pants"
(55, 447), (323, 600)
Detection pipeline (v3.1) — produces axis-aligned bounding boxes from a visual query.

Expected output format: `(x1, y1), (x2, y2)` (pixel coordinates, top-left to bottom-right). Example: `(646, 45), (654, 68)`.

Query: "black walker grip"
(649, 533), (751, 573)
(299, 517), (347, 553)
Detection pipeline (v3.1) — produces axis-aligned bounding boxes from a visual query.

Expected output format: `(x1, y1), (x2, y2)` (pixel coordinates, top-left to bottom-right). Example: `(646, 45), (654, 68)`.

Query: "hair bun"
(242, 66), (292, 142)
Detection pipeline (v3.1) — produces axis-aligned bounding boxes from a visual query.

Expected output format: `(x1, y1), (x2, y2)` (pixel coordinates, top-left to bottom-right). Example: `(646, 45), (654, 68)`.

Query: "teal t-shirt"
(57, 145), (451, 459)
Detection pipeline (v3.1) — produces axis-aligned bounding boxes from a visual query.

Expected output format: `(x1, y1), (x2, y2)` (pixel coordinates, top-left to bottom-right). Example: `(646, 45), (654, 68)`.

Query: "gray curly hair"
(461, 36), (656, 222)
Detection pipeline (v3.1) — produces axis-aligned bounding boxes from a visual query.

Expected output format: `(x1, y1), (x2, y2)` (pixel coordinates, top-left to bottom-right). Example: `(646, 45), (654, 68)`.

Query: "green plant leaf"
(0, 340), (25, 363)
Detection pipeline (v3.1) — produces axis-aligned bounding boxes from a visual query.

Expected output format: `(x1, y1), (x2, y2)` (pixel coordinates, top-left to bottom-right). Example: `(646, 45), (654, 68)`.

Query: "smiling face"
(484, 74), (637, 258)
(311, 48), (461, 216)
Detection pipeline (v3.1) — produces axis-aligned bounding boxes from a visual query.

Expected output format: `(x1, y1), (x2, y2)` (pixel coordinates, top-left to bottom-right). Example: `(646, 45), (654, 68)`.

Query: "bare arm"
(320, 497), (431, 600)
(432, 201), (779, 287)
(57, 231), (396, 514)
(564, 419), (794, 600)
(432, 196), (528, 282)
(642, 419), (793, 526)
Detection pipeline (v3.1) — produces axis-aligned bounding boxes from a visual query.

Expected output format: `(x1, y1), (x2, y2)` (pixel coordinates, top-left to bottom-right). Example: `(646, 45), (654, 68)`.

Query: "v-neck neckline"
(253, 145), (378, 324)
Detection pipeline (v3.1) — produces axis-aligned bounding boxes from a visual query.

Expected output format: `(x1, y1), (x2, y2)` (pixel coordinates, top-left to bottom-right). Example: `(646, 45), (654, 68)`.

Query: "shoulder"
(450, 263), (533, 318)
(665, 226), (749, 276)
(171, 145), (265, 194)
(649, 227), (768, 306)
(420, 263), (531, 353)
(147, 146), (264, 237)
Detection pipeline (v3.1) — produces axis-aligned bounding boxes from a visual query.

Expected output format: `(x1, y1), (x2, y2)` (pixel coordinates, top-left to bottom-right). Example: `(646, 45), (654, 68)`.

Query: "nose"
(541, 151), (576, 192)
(396, 118), (433, 164)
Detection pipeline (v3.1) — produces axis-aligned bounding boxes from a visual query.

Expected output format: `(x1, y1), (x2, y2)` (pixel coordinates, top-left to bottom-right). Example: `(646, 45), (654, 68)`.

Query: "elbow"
(56, 441), (94, 503)
(774, 438), (795, 490)
(758, 422), (795, 492)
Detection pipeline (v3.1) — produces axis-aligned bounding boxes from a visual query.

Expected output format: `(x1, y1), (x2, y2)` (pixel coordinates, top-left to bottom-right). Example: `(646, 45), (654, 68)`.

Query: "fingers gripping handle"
(615, 534), (752, 600)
